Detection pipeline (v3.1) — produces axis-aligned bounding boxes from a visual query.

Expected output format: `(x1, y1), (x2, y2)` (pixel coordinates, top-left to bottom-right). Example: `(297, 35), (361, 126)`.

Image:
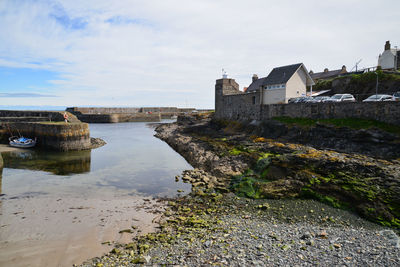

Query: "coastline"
(81, 114), (400, 266)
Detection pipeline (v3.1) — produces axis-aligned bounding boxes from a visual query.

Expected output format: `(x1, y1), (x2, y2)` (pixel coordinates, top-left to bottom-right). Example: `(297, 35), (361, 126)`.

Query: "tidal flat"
(0, 122), (191, 267)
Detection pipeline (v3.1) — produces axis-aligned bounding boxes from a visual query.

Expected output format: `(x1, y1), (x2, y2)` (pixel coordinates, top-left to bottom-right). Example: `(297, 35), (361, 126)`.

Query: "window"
(252, 96), (256, 104)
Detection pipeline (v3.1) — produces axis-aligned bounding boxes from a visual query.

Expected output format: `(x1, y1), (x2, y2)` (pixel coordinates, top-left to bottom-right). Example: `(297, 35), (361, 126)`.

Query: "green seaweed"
(300, 188), (344, 209)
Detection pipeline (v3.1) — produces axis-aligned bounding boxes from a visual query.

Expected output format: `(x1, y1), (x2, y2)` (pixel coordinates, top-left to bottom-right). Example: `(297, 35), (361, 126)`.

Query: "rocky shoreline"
(81, 114), (400, 266)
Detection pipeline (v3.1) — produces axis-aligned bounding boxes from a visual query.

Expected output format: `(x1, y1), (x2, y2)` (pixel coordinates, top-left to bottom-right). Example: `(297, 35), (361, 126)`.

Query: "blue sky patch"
(0, 93), (57, 98)
(49, 3), (87, 30)
(105, 16), (152, 27)
(0, 67), (60, 95)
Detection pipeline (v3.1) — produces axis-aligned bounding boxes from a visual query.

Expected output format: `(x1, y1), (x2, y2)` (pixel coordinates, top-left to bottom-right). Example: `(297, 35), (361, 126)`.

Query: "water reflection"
(0, 122), (192, 199)
(2, 149), (91, 175)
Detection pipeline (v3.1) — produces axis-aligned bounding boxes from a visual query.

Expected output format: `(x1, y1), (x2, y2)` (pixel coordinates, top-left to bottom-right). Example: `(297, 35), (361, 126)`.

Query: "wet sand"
(0, 195), (165, 267)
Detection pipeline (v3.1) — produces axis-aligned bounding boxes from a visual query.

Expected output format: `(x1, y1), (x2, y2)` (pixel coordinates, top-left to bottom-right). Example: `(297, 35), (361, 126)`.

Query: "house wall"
(285, 68), (307, 101)
(263, 89), (286, 104)
(378, 50), (395, 70)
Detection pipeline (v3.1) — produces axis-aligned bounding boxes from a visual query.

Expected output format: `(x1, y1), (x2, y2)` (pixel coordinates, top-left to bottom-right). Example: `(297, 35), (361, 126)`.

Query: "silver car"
(393, 91), (400, 101)
(324, 94), (356, 102)
(363, 94), (394, 102)
(311, 96), (331, 103)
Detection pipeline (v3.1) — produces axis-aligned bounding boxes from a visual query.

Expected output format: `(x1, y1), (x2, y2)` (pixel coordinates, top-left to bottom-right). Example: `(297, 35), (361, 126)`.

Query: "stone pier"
(0, 110), (91, 151)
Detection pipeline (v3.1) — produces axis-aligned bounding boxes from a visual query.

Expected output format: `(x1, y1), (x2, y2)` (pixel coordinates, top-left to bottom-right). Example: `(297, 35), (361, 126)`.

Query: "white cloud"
(0, 0), (399, 108)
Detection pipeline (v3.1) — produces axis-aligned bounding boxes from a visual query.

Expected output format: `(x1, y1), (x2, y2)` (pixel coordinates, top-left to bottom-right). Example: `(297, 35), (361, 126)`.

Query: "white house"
(378, 41), (399, 70)
(246, 63), (314, 104)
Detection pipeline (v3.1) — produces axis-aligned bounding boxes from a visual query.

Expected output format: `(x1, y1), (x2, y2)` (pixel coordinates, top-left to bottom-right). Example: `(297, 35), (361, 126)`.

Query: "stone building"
(309, 65), (347, 83)
(378, 41), (400, 70)
(246, 63), (314, 104)
(215, 63), (314, 120)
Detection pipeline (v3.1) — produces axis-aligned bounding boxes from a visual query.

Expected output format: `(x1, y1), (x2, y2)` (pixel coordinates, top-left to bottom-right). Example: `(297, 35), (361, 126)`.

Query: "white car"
(362, 94), (394, 102)
(324, 94), (356, 102)
(393, 91), (400, 101)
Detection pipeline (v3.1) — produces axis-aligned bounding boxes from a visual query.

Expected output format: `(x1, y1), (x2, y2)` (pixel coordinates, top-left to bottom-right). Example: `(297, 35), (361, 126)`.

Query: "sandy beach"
(0, 195), (165, 267)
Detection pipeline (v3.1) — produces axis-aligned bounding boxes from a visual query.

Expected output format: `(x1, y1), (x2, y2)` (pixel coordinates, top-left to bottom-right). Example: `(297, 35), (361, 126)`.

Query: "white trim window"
(266, 84), (286, 90)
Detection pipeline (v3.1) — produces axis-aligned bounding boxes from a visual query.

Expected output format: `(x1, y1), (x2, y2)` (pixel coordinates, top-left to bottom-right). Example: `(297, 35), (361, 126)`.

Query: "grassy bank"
(273, 117), (400, 136)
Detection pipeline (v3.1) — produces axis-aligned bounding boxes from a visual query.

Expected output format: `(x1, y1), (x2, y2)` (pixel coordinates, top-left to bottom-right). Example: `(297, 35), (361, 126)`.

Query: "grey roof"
(310, 69), (344, 80)
(247, 63), (303, 92)
(263, 63), (303, 85)
(247, 77), (267, 92)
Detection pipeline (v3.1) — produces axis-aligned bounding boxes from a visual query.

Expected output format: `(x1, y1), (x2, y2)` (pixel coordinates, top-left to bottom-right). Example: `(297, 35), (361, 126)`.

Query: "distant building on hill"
(309, 65), (347, 83)
(378, 41), (400, 70)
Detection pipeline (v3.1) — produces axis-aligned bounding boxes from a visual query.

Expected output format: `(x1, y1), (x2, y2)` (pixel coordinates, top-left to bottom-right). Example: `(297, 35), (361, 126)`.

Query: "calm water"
(0, 122), (192, 198)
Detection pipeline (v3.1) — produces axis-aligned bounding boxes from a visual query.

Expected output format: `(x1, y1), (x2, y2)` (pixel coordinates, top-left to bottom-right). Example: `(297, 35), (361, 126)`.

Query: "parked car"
(288, 97), (313, 103)
(324, 94), (356, 102)
(393, 91), (400, 101)
(362, 94), (394, 102)
(310, 96), (331, 103)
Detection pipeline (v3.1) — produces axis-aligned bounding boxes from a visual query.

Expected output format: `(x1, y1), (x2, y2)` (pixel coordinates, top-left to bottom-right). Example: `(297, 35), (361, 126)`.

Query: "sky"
(0, 0), (399, 109)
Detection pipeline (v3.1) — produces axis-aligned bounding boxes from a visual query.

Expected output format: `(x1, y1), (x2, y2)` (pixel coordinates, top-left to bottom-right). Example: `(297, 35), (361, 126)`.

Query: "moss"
(231, 177), (258, 198)
(229, 147), (242, 155)
(309, 177), (321, 185)
(300, 188), (344, 209)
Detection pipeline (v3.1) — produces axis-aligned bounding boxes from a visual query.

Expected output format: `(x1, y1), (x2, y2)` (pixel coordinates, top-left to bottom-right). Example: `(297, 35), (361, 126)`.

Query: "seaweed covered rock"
(156, 116), (400, 228)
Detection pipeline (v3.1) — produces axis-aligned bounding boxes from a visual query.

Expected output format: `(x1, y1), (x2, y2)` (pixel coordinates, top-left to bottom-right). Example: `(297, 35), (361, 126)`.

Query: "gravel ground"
(81, 193), (400, 266)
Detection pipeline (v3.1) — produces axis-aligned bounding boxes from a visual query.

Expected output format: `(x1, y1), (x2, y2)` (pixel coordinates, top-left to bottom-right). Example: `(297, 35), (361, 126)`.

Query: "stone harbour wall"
(0, 110), (91, 151)
(76, 113), (161, 123)
(66, 107), (197, 123)
(67, 107), (196, 115)
(66, 107), (141, 114)
(0, 110), (80, 123)
(215, 78), (400, 126)
(0, 122), (91, 151)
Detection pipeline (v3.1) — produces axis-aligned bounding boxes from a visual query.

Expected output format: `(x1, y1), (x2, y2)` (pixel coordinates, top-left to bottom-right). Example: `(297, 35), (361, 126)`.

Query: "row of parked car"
(289, 92), (400, 103)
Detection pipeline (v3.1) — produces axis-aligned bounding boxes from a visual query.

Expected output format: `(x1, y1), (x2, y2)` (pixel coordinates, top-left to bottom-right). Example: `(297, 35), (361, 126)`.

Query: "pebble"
(80, 194), (400, 267)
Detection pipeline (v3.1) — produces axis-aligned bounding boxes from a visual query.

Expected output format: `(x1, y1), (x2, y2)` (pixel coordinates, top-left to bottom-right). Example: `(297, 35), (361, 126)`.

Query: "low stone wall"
(76, 114), (119, 123)
(260, 102), (400, 126)
(0, 122), (91, 151)
(215, 96), (400, 126)
(76, 113), (161, 123)
(66, 106), (200, 123)
(66, 107), (141, 114)
(116, 113), (161, 122)
(215, 92), (261, 121)
(67, 107), (196, 115)
(0, 110), (80, 123)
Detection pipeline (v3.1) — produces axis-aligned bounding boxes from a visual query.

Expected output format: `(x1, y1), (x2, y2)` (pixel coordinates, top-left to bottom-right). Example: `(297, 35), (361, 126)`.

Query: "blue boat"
(9, 136), (37, 148)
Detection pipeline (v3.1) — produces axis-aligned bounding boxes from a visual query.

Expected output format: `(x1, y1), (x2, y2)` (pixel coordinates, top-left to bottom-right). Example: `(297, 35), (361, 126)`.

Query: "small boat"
(9, 136), (37, 148)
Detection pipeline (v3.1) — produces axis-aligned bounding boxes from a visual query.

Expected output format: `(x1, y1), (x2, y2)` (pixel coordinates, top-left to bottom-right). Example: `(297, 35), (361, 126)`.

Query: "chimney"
(252, 74), (258, 83)
(324, 68), (329, 73)
(385, 41), (391, 51)
(309, 70), (314, 74)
